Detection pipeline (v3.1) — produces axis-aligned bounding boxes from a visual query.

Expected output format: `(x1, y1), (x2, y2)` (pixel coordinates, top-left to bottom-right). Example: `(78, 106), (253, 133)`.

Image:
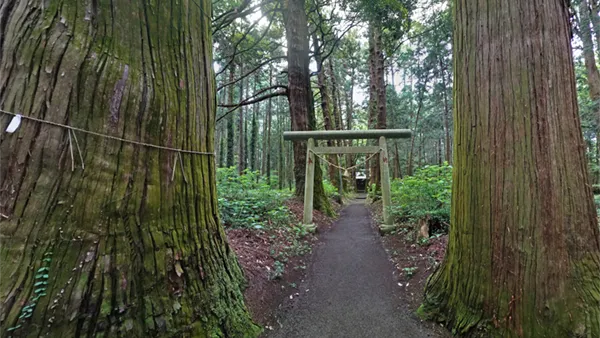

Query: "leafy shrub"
(389, 164), (452, 233)
(217, 168), (293, 228)
(323, 179), (340, 200)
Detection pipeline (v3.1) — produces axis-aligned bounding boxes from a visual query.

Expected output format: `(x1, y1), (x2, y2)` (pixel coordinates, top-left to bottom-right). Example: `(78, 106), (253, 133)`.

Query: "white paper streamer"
(5, 114), (21, 133)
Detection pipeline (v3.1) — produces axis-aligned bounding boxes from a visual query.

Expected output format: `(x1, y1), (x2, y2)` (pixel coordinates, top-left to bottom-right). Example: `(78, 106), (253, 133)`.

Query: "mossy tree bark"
(312, 33), (339, 188)
(0, 1), (260, 336)
(368, 22), (386, 189)
(420, 1), (600, 337)
(284, 0), (333, 215)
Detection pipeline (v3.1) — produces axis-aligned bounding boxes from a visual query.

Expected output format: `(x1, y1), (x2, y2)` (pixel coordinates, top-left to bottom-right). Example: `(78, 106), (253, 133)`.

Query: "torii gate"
(283, 129), (412, 233)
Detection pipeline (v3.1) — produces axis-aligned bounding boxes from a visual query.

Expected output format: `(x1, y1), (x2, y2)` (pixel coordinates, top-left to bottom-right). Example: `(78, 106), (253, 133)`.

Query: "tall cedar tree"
(284, 0), (333, 215)
(420, 1), (600, 336)
(0, 1), (260, 336)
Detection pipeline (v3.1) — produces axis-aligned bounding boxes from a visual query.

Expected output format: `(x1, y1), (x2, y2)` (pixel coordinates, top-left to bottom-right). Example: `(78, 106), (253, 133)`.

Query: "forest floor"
(262, 200), (449, 338)
(226, 198), (339, 328)
(369, 201), (449, 317)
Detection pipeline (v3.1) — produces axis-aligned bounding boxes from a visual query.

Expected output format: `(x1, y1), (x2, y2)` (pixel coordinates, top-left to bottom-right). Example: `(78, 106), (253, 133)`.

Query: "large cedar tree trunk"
(368, 22), (386, 189)
(312, 33), (339, 187)
(284, 0), (333, 215)
(420, 1), (600, 336)
(0, 1), (260, 336)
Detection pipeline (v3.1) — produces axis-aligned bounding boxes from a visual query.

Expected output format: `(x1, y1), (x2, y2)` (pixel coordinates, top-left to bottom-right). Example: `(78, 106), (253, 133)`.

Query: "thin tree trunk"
(330, 61), (343, 132)
(227, 64), (236, 168)
(440, 59), (452, 165)
(407, 83), (426, 176)
(0, 1), (259, 336)
(577, 0), (600, 184)
(421, 1), (600, 336)
(238, 64), (246, 174)
(265, 76), (273, 185)
(588, 0), (600, 59)
(250, 75), (259, 172)
(394, 142), (403, 179)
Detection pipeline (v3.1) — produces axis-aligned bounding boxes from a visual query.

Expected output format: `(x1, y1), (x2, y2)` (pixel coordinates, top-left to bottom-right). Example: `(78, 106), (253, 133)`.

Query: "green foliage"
(594, 194), (600, 215)
(269, 260), (286, 280)
(322, 179), (340, 200)
(217, 168), (293, 228)
(389, 164), (452, 228)
(402, 266), (418, 278)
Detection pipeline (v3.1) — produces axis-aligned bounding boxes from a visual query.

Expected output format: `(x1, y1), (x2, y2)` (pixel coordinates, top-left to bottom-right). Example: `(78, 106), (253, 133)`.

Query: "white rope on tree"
(1, 109), (215, 156)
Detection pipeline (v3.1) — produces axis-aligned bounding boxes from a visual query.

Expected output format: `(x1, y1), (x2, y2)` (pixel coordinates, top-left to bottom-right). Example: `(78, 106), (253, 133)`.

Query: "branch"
(216, 56), (286, 91)
(385, 25), (442, 61)
(218, 85), (288, 107)
(215, 4), (279, 62)
(216, 89), (288, 122)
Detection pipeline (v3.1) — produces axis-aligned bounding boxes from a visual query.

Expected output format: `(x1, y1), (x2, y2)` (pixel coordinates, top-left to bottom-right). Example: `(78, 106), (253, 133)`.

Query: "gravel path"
(266, 200), (441, 338)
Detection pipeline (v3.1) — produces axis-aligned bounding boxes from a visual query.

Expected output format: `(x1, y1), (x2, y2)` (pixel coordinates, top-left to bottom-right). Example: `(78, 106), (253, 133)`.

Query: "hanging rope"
(310, 148), (381, 173)
(0, 109), (215, 156)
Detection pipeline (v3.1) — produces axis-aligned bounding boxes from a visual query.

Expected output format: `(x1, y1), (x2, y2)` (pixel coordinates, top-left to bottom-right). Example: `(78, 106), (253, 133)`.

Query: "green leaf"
(7, 324), (22, 331)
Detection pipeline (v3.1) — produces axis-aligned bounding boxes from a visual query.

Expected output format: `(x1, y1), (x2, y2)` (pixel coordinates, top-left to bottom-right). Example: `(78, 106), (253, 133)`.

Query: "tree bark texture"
(368, 22), (386, 189)
(577, 0), (600, 184)
(238, 65), (246, 174)
(226, 64), (236, 168)
(284, 0), (333, 215)
(312, 33), (339, 187)
(441, 59), (452, 165)
(421, 1), (600, 337)
(250, 75), (259, 172)
(0, 1), (260, 336)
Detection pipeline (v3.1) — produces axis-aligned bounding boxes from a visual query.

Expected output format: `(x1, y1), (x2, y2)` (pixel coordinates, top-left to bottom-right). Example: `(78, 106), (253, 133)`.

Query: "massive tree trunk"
(312, 33), (339, 187)
(368, 22), (386, 189)
(345, 71), (355, 186)
(420, 1), (600, 336)
(284, 0), (333, 215)
(0, 1), (261, 337)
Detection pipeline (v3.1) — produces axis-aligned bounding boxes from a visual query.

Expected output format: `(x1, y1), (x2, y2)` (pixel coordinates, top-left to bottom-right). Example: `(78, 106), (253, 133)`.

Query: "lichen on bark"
(420, 1), (600, 337)
(0, 0), (260, 336)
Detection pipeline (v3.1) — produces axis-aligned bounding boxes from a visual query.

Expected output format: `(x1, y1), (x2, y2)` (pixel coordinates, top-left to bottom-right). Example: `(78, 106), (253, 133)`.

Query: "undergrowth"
(389, 164), (452, 235)
(217, 168), (293, 229)
(217, 168), (313, 279)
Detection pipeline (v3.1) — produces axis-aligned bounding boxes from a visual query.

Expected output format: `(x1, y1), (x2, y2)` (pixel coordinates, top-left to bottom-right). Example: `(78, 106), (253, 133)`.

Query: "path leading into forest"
(267, 200), (440, 338)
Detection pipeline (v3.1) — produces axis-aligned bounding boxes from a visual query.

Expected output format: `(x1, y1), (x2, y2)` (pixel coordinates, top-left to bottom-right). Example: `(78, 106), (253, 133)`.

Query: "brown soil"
(369, 201), (451, 336)
(226, 198), (338, 328)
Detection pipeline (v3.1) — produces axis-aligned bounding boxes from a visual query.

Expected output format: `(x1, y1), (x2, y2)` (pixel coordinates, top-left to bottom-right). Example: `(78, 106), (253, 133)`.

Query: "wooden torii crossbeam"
(283, 129), (412, 233)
